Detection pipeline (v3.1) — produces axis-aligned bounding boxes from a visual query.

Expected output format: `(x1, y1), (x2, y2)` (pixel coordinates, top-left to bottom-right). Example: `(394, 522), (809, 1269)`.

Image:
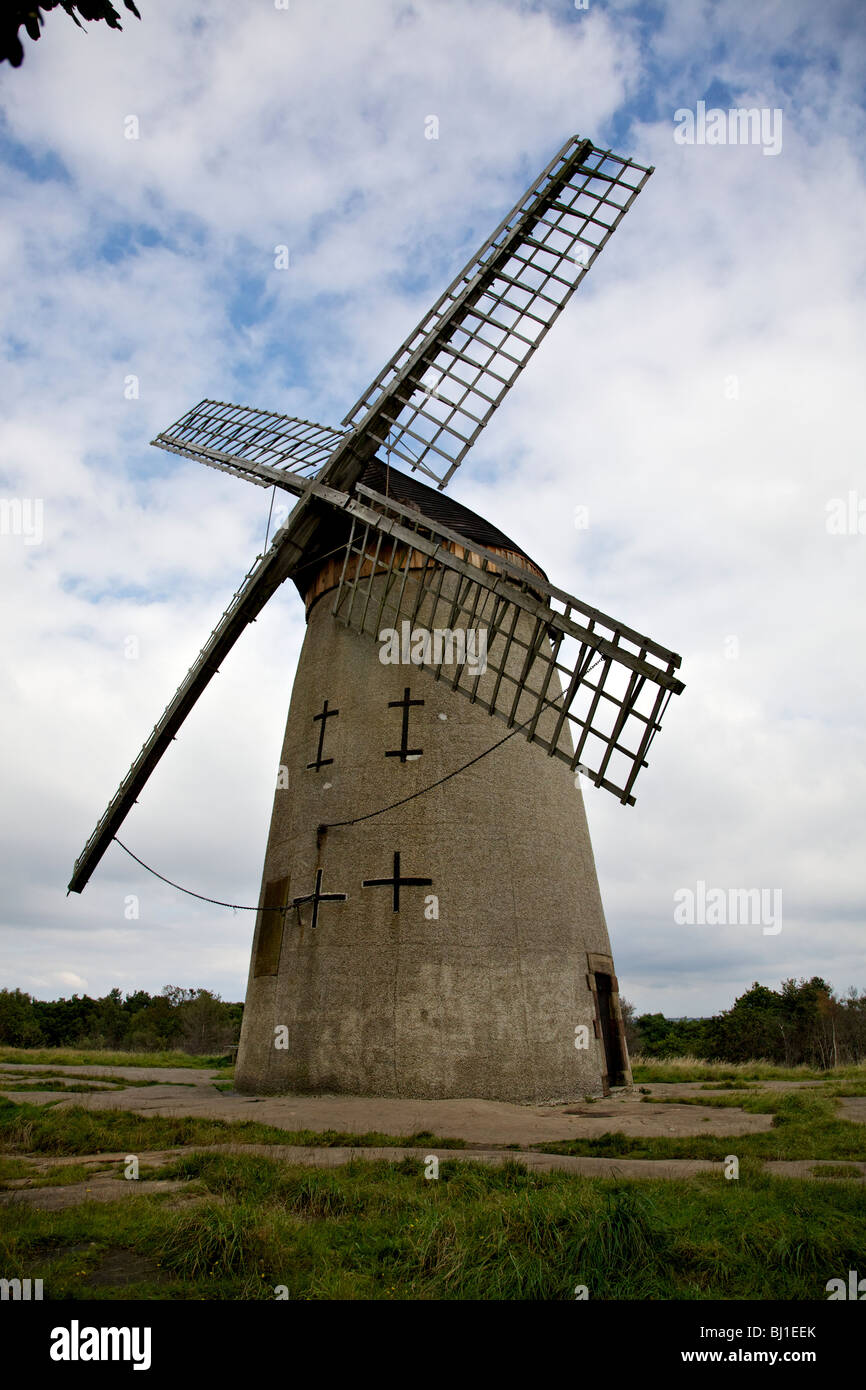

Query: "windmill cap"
(296, 458), (547, 612)
(358, 459), (547, 577)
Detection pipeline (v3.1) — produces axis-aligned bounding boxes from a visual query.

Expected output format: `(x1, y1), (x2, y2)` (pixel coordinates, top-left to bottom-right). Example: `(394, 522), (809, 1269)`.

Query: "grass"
(631, 1055), (866, 1084)
(0, 1151), (862, 1300)
(537, 1088), (866, 1162)
(0, 1067), (199, 1089)
(1, 1063), (864, 1300)
(0, 1155), (34, 1183)
(700, 1080), (759, 1091)
(642, 1091), (771, 1108)
(23, 1163), (101, 1188)
(0, 1082), (110, 1093)
(0, 1097), (466, 1158)
(822, 1081), (866, 1097)
(0, 1048), (230, 1070)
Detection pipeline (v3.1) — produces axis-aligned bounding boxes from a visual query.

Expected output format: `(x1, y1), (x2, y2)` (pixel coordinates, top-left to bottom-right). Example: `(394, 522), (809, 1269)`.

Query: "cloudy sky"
(1, 0), (864, 1018)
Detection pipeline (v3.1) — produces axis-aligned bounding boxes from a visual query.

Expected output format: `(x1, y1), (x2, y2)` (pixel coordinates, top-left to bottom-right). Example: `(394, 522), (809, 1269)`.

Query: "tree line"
(622, 977), (866, 1067)
(0, 985), (241, 1055)
(2, 976), (865, 1066)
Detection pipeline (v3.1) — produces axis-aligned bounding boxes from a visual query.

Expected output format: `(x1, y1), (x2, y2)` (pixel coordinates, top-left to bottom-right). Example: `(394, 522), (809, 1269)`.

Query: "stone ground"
(1, 1064), (864, 1209)
(0, 1064), (779, 1141)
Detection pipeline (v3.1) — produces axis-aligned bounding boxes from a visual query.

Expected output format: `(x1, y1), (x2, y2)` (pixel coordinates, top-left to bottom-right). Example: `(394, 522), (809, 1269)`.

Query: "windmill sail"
(68, 133), (661, 894)
(340, 138), (653, 488)
(67, 532), (310, 894)
(327, 484), (684, 804)
(153, 400), (349, 495)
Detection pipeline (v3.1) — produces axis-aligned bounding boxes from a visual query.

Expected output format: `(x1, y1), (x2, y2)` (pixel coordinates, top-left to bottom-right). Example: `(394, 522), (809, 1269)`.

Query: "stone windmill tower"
(70, 136), (685, 1103)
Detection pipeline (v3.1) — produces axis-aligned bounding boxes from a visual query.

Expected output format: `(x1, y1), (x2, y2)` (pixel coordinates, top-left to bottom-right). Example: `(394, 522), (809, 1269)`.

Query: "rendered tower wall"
(235, 557), (629, 1102)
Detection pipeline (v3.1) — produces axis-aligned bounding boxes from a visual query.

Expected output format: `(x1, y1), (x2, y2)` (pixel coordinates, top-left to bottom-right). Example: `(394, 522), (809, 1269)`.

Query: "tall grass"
(0, 1048), (229, 1069)
(1, 1152), (862, 1301)
(630, 1055), (866, 1083)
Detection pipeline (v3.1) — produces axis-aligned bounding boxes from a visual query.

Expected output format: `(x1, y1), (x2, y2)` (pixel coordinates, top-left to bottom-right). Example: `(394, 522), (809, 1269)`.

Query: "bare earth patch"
(82, 1248), (166, 1287)
(3, 1068), (865, 1209)
(0, 1069), (776, 1143)
(0, 1175), (192, 1210)
(0, 1064), (218, 1084)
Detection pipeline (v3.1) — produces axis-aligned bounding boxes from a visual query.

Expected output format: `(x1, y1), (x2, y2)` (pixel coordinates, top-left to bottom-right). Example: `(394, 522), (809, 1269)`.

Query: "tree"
(619, 997), (639, 1055)
(714, 981), (785, 1063)
(125, 993), (182, 1051)
(0, 988), (43, 1046)
(837, 986), (866, 1064)
(1, 2), (141, 69)
(92, 987), (127, 1048)
(122, 989), (155, 1019)
(175, 990), (236, 1055)
(633, 1012), (676, 1058)
(161, 985), (197, 1009)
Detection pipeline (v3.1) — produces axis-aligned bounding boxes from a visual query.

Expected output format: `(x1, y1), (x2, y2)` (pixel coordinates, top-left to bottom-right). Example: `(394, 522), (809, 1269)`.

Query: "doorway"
(595, 972), (627, 1087)
(586, 953), (631, 1093)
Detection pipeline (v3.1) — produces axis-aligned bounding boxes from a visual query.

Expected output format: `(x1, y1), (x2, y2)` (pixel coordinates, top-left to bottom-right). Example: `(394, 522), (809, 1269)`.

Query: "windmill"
(69, 135), (685, 1103)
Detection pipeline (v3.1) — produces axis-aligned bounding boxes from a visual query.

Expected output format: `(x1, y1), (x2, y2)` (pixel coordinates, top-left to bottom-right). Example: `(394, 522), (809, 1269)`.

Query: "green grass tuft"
(537, 1087), (865, 1162)
(0, 1048), (228, 1070)
(0, 1097), (466, 1158)
(631, 1055), (866, 1084)
(1, 1153), (862, 1301)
